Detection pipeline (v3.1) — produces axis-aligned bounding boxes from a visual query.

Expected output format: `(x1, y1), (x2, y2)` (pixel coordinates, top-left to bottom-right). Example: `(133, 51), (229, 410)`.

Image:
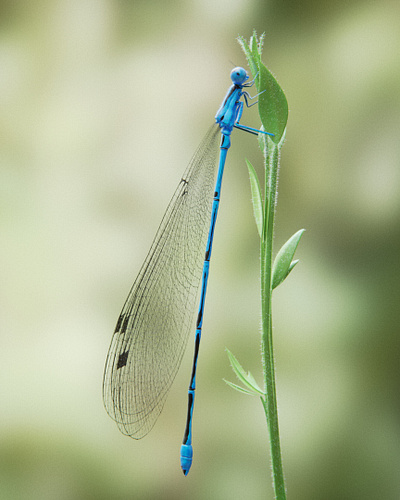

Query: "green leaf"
(250, 34), (260, 69)
(245, 159), (263, 238)
(239, 32), (289, 145)
(237, 36), (258, 80)
(226, 348), (265, 396)
(250, 32), (258, 55)
(257, 32), (265, 54)
(257, 61), (288, 145)
(272, 229), (305, 289)
(224, 379), (257, 396)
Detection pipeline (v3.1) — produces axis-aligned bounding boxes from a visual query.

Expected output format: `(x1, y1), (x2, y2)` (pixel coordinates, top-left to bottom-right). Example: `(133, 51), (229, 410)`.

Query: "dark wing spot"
(117, 350), (129, 369)
(115, 314), (124, 333)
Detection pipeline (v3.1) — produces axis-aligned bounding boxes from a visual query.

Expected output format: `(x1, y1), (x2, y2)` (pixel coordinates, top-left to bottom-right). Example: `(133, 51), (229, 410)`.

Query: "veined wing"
(103, 124), (220, 439)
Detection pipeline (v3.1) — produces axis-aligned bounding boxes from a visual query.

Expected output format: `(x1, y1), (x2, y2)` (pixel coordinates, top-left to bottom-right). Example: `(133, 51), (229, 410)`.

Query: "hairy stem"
(260, 139), (286, 499)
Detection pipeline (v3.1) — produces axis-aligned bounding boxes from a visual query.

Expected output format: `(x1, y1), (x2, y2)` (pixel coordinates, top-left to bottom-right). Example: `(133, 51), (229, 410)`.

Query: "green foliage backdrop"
(1, 1), (400, 499)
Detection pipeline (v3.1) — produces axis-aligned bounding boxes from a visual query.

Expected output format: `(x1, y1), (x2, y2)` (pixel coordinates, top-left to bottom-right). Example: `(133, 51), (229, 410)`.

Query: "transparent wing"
(103, 124), (220, 439)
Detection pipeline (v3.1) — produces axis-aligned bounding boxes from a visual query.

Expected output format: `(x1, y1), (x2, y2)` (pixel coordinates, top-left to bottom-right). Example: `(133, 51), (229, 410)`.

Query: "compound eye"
(230, 67), (248, 84)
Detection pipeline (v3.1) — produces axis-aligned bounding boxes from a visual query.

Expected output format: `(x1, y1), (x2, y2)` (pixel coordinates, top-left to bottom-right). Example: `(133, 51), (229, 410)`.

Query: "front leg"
(242, 89), (266, 108)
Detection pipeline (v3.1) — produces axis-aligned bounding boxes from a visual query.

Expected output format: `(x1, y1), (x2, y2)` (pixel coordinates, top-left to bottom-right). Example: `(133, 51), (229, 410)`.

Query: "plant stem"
(238, 31), (290, 498)
(260, 139), (286, 499)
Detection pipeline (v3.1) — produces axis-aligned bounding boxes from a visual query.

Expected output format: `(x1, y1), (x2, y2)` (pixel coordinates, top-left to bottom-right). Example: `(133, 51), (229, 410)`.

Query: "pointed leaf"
(273, 259), (299, 290)
(224, 379), (257, 396)
(250, 31), (263, 88)
(245, 159), (263, 238)
(272, 229), (305, 289)
(245, 370), (263, 392)
(257, 32), (265, 54)
(237, 36), (258, 80)
(226, 349), (265, 396)
(257, 61), (288, 145)
(239, 32), (289, 145)
(250, 32), (258, 55)
(250, 34), (260, 67)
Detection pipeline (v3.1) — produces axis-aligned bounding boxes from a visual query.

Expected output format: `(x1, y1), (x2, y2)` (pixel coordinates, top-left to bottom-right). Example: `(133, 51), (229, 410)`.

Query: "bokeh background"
(1, 1), (400, 499)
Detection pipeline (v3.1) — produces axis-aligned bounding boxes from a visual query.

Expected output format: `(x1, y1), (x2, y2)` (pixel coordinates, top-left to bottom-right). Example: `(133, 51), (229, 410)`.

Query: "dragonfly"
(102, 66), (273, 475)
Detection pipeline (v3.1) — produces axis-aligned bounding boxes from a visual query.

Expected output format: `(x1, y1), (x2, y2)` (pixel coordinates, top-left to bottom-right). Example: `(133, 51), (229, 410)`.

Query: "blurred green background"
(1, 0), (400, 499)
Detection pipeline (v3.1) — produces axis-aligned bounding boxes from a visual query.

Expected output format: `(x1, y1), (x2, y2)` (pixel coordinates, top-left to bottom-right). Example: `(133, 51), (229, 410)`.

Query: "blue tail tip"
(180, 444), (193, 476)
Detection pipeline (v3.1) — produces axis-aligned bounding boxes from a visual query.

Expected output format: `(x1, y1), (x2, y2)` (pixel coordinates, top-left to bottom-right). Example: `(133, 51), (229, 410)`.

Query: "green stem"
(260, 139), (286, 500)
(237, 30), (289, 498)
